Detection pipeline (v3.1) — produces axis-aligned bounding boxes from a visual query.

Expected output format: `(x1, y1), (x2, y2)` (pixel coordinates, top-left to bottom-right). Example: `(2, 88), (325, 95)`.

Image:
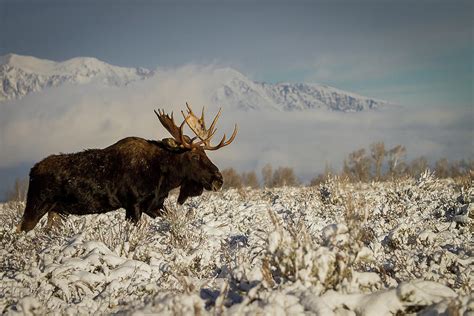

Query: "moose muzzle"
(211, 174), (224, 191)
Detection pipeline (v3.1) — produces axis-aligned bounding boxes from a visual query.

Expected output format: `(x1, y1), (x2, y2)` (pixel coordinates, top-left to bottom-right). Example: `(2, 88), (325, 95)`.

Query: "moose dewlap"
(17, 103), (237, 232)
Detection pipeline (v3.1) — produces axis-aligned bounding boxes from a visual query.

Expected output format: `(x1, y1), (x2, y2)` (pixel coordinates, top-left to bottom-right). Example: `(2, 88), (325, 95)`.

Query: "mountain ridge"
(0, 54), (154, 101)
(0, 53), (389, 112)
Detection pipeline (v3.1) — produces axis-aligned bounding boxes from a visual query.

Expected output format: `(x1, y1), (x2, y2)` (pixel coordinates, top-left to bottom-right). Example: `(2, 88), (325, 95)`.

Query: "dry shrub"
(343, 195), (372, 258)
(435, 158), (450, 178)
(261, 164), (300, 188)
(88, 216), (153, 257)
(318, 174), (350, 206)
(241, 171), (259, 188)
(262, 206), (374, 293)
(371, 142), (386, 181)
(335, 142), (472, 183)
(452, 170), (473, 192)
(271, 167), (299, 187)
(4, 177), (29, 202)
(161, 205), (204, 252)
(344, 148), (372, 182)
(262, 164), (273, 188)
(0, 201), (24, 230)
(222, 168), (243, 189)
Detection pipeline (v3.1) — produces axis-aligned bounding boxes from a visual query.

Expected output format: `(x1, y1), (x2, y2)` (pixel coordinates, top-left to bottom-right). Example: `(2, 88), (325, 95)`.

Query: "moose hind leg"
(17, 203), (51, 233)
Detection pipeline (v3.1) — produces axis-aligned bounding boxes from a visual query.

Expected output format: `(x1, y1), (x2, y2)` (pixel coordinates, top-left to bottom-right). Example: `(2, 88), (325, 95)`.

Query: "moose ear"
(160, 138), (189, 152)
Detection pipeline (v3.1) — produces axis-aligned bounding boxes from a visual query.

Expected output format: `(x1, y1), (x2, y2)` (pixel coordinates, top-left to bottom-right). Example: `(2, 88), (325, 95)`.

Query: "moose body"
(18, 104), (236, 232)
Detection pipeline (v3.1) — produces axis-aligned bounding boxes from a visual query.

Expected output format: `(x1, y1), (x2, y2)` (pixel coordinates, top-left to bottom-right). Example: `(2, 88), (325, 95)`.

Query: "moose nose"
(211, 174), (223, 191)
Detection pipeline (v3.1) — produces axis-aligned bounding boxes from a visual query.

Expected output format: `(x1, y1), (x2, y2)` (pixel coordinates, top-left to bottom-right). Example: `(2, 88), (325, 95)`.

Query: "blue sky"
(1, 0), (472, 107)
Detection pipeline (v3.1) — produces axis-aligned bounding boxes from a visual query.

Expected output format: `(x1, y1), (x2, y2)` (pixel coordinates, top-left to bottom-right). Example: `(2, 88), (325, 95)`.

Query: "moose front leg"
(125, 206), (142, 224)
(141, 194), (167, 218)
(145, 176), (167, 217)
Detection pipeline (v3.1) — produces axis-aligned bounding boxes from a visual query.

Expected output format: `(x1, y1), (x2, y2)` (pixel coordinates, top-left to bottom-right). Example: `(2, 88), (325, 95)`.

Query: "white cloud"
(0, 65), (472, 186)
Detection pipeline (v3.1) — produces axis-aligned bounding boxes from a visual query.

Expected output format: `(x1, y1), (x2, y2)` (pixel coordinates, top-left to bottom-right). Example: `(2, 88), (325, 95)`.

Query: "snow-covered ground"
(0, 171), (472, 315)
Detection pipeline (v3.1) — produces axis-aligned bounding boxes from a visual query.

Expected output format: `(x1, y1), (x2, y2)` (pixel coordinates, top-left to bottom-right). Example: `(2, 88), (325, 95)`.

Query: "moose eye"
(192, 154), (200, 161)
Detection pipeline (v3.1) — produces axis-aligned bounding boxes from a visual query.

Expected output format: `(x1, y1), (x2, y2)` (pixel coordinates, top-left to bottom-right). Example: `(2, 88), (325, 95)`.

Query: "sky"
(0, 0), (473, 198)
(1, 0), (472, 107)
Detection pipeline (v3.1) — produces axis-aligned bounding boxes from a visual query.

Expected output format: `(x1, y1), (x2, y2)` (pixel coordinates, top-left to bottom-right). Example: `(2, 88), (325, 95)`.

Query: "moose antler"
(181, 102), (237, 151)
(155, 103), (237, 150)
(154, 109), (193, 148)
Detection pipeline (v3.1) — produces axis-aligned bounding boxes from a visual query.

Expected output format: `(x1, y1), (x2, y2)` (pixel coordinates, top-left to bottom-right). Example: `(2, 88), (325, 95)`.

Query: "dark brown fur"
(18, 137), (223, 232)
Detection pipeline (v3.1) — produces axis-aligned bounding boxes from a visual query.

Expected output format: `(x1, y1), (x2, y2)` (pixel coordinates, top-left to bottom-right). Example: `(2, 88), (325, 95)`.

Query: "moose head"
(154, 103), (238, 201)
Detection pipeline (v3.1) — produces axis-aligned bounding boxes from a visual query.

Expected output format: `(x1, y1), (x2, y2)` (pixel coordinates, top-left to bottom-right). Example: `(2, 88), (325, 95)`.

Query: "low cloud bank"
(0, 65), (472, 195)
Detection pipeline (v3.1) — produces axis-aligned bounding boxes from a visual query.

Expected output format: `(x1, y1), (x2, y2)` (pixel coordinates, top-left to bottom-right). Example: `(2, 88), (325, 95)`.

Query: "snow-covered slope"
(0, 173), (472, 314)
(0, 54), (389, 112)
(212, 68), (387, 111)
(0, 54), (153, 101)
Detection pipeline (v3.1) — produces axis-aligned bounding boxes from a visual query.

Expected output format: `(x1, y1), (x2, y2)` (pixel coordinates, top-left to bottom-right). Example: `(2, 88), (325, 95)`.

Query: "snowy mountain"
(0, 54), (153, 101)
(0, 54), (388, 111)
(212, 68), (387, 111)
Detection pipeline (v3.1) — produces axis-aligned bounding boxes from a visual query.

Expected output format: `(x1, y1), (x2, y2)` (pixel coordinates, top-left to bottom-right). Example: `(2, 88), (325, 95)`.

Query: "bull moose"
(17, 103), (237, 232)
